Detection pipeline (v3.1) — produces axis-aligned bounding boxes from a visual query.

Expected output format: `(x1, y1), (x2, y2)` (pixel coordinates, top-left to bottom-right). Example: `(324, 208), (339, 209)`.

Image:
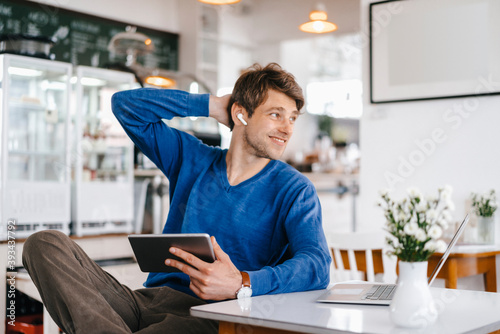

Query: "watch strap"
(241, 271), (251, 287)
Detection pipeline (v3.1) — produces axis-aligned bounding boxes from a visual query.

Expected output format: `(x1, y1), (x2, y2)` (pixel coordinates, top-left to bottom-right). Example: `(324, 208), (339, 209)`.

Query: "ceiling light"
(144, 76), (176, 88)
(299, 4), (337, 34)
(198, 0), (240, 4)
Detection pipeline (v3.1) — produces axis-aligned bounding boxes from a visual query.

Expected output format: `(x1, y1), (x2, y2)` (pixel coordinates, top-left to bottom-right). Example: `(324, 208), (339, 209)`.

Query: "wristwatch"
(236, 271), (252, 299)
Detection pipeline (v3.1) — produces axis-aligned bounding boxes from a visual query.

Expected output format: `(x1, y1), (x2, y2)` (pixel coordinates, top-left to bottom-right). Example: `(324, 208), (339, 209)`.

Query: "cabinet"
(72, 66), (135, 236)
(0, 54), (72, 239)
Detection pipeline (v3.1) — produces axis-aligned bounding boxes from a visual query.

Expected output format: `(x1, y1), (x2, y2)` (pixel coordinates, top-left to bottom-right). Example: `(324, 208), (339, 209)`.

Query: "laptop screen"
(428, 213), (470, 286)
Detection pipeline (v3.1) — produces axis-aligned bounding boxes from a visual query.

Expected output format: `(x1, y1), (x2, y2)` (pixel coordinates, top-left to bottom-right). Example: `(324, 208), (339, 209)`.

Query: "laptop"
(317, 214), (470, 305)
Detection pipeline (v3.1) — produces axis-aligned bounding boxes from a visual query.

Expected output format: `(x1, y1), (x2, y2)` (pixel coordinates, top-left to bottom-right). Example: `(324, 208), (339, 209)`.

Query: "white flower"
(427, 209), (438, 220)
(409, 216), (418, 225)
(424, 240), (437, 251)
(424, 239), (446, 252)
(435, 240), (447, 253)
(393, 238), (400, 248)
(428, 225), (443, 239)
(380, 186), (453, 261)
(388, 237), (400, 248)
(437, 219), (449, 230)
(379, 188), (390, 197)
(407, 187), (422, 198)
(404, 222), (419, 236)
(386, 223), (397, 233)
(425, 195), (436, 203)
(397, 211), (408, 221)
(441, 186), (452, 201)
(416, 202), (427, 213)
(440, 185), (453, 196)
(415, 228), (427, 242)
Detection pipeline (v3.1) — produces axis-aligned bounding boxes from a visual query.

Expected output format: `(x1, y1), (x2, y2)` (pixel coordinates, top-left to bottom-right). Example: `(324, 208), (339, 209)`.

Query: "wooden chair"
(327, 231), (386, 283)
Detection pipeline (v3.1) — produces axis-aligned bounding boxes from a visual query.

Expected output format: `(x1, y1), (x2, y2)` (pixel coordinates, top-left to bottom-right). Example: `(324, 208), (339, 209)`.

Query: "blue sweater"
(112, 88), (331, 298)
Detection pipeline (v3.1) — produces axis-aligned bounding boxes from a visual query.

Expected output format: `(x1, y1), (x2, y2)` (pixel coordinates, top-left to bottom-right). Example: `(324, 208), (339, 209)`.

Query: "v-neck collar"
(217, 150), (276, 192)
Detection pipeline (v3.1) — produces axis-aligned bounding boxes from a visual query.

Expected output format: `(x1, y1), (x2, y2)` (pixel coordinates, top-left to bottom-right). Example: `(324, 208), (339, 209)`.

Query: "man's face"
(242, 89), (299, 160)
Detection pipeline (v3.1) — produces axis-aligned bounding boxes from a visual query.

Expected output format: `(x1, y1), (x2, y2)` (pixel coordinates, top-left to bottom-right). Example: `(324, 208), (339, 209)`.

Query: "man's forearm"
(111, 88), (210, 176)
(112, 88), (210, 128)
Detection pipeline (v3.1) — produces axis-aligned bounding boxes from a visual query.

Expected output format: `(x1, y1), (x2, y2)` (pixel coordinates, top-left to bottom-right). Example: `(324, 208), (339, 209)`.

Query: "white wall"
(358, 0), (500, 231)
(217, 3), (254, 89)
(280, 39), (321, 161)
(358, 0), (500, 291)
(29, 0), (179, 33)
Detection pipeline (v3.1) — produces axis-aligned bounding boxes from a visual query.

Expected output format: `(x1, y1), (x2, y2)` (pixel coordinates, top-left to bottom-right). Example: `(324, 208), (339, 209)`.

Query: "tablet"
(128, 233), (216, 273)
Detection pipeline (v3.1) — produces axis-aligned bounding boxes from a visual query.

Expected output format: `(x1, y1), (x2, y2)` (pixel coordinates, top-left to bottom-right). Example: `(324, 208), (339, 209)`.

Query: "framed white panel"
(370, 0), (500, 103)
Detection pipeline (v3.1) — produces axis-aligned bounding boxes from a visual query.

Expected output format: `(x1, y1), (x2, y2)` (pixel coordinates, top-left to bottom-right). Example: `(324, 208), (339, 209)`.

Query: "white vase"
(390, 261), (438, 328)
(477, 216), (495, 244)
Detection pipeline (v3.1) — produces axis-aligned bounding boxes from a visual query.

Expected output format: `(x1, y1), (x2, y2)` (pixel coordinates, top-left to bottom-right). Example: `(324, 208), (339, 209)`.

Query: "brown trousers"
(22, 230), (218, 334)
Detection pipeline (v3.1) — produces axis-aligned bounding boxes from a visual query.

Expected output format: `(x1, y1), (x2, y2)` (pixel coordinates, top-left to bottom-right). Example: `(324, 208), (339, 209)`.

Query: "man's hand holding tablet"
(129, 233), (244, 300)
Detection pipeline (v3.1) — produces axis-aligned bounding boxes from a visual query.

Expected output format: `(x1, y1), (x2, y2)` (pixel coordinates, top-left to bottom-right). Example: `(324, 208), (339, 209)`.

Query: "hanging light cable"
(299, 3), (337, 34)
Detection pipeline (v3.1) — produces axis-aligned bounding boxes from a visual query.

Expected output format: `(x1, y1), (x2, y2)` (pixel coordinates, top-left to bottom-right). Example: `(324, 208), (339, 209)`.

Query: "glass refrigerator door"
(1, 54), (72, 239)
(6, 56), (70, 182)
(77, 70), (133, 183)
(73, 66), (135, 236)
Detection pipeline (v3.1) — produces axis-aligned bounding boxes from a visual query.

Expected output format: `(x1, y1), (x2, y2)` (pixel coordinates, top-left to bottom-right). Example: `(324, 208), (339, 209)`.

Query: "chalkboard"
(0, 0), (178, 70)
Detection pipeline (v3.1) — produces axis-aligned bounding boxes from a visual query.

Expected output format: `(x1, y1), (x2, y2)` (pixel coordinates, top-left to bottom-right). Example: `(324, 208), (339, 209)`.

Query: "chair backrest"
(327, 231), (386, 282)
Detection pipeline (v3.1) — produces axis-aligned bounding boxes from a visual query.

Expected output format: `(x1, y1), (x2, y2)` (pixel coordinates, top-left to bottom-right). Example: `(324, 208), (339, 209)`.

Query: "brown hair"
(227, 63), (304, 130)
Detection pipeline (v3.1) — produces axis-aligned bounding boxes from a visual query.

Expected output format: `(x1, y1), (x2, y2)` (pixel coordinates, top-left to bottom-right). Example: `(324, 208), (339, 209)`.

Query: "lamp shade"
(144, 76), (176, 88)
(299, 9), (337, 34)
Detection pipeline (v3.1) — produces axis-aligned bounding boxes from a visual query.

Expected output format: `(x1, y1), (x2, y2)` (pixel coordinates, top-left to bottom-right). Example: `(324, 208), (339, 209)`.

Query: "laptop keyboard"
(363, 284), (396, 300)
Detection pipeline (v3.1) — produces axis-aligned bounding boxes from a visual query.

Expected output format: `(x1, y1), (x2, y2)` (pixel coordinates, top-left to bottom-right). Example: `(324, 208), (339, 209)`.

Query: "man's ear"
(231, 103), (248, 126)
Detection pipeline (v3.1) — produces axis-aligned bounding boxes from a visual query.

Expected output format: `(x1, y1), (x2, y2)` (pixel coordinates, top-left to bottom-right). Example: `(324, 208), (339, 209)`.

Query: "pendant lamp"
(299, 4), (337, 34)
(144, 75), (176, 89)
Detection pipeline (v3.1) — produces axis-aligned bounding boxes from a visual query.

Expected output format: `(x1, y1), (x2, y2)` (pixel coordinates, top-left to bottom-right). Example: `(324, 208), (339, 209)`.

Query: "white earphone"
(237, 113), (248, 126)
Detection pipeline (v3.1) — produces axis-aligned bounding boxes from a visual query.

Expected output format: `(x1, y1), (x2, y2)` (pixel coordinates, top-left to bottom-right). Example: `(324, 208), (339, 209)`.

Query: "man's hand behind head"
(209, 94), (231, 128)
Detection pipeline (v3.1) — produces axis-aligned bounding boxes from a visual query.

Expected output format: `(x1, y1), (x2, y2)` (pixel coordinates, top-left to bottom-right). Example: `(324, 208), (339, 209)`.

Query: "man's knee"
(23, 230), (69, 265)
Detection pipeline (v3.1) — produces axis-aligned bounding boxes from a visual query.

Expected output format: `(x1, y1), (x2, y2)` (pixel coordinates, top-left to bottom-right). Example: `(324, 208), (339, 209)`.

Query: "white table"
(191, 288), (500, 334)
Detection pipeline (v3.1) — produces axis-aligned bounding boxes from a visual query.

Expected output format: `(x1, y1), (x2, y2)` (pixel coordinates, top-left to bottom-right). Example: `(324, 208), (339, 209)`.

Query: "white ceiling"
(31, 0), (361, 45)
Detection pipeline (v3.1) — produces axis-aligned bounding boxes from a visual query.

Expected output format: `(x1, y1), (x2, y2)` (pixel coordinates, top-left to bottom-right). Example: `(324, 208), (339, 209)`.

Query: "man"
(22, 63), (331, 333)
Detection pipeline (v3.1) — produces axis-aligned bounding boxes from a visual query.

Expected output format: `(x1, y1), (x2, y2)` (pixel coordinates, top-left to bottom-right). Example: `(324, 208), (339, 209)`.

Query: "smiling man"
(22, 63), (331, 334)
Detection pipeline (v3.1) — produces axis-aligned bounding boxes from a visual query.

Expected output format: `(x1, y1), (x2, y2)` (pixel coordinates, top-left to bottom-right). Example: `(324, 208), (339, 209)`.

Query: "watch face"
(238, 296), (252, 311)
(237, 286), (252, 299)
